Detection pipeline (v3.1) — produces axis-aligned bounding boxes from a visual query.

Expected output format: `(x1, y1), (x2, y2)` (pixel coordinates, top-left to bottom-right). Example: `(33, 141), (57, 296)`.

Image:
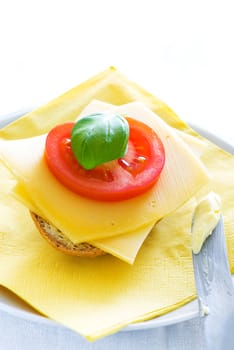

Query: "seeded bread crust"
(30, 212), (106, 257)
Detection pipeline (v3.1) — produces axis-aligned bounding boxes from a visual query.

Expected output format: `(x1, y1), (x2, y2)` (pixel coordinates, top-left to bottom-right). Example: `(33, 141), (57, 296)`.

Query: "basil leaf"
(71, 113), (129, 170)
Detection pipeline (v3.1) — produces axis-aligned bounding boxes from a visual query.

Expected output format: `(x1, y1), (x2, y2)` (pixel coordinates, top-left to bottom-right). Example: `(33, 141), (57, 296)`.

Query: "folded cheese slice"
(0, 102), (209, 245)
(90, 223), (155, 263)
(7, 123), (206, 264)
(10, 120), (207, 264)
(12, 180), (155, 264)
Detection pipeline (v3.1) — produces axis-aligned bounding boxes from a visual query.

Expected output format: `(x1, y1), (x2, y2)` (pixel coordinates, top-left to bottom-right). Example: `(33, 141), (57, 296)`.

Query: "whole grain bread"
(30, 212), (106, 257)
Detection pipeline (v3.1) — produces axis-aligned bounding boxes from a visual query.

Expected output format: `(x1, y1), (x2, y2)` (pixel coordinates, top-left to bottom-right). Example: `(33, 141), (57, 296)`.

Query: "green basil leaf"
(71, 113), (129, 170)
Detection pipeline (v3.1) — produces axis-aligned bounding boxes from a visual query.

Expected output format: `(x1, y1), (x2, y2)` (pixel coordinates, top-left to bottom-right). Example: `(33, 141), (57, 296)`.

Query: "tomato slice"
(44, 118), (165, 201)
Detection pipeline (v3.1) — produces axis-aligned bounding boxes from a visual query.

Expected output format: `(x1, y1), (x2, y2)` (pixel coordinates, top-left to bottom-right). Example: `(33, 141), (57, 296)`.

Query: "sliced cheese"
(175, 129), (207, 158)
(0, 102), (209, 244)
(12, 181), (154, 264)
(7, 101), (208, 264)
(89, 223), (155, 264)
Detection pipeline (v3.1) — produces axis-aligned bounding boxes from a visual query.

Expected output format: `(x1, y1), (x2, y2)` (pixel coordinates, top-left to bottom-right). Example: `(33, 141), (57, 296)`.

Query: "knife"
(192, 217), (234, 350)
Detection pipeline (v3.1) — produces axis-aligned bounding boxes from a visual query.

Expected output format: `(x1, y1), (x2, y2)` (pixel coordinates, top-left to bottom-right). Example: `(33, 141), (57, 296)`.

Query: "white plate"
(0, 109), (233, 333)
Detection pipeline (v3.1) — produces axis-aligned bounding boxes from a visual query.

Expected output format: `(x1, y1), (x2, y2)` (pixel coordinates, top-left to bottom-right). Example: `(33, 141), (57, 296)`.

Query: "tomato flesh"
(44, 118), (165, 201)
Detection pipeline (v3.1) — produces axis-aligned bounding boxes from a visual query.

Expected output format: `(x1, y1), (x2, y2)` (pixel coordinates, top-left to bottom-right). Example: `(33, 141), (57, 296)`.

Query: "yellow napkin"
(0, 67), (233, 340)
(0, 177), (196, 340)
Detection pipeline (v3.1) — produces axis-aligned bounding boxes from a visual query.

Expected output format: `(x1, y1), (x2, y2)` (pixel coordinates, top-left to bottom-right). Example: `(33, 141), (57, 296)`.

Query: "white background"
(0, 0), (233, 145)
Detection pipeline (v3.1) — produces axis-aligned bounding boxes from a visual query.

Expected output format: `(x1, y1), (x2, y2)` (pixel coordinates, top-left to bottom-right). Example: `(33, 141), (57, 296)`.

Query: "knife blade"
(192, 217), (234, 350)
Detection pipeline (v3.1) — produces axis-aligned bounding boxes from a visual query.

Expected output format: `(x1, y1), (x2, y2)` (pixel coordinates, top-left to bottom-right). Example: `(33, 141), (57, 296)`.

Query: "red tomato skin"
(44, 118), (165, 201)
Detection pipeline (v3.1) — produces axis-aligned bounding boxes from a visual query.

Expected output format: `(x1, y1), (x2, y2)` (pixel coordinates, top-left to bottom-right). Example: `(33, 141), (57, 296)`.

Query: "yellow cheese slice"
(89, 223), (155, 263)
(4, 114), (206, 266)
(175, 129), (208, 158)
(0, 112), (208, 267)
(10, 117), (207, 265)
(0, 102), (210, 244)
(12, 181), (154, 264)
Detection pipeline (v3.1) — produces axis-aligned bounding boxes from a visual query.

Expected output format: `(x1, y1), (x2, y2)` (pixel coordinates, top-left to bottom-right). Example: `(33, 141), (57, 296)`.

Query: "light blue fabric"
(0, 310), (205, 350)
